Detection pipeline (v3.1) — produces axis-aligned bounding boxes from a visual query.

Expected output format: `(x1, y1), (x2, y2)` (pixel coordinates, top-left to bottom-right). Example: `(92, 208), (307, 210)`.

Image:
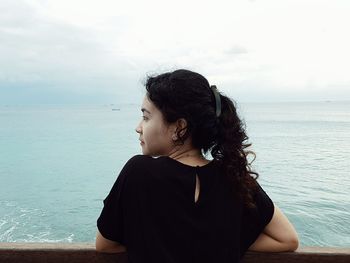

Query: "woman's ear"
(175, 118), (187, 137)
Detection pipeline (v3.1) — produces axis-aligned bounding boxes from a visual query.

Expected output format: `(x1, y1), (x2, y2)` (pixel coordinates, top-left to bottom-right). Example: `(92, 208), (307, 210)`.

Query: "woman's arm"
(95, 230), (127, 253)
(249, 205), (299, 252)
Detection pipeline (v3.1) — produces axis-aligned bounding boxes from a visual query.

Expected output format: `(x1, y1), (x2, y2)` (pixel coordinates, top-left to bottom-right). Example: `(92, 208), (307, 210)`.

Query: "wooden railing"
(0, 243), (349, 263)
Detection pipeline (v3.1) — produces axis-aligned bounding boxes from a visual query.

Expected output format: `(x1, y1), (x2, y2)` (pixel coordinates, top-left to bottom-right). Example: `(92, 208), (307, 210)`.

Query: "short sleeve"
(97, 155), (145, 244)
(97, 169), (127, 244)
(240, 182), (275, 255)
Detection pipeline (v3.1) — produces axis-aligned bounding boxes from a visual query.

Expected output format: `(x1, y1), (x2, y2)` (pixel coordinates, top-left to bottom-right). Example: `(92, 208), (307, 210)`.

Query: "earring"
(172, 134), (177, 141)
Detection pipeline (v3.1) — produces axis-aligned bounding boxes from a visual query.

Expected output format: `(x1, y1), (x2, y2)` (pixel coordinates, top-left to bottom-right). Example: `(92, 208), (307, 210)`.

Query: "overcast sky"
(1, 0), (350, 105)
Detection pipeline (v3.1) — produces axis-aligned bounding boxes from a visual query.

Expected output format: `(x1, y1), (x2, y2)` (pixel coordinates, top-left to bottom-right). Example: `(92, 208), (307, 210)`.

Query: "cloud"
(1, 0), (350, 104)
(225, 46), (248, 56)
(0, 0), (144, 105)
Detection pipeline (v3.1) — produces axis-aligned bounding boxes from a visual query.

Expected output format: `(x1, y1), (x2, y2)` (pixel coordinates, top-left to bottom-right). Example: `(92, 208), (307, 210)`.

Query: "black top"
(97, 155), (274, 263)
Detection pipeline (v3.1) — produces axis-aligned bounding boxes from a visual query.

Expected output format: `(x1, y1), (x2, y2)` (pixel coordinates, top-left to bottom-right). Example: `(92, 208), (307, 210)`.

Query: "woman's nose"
(135, 122), (142, 134)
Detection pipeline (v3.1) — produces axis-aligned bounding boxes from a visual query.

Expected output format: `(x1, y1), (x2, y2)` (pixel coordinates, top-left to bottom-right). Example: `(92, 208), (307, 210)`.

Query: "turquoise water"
(0, 102), (349, 246)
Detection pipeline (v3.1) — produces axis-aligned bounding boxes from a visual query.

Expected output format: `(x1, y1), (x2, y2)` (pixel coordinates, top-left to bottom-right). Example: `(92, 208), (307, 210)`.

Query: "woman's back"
(97, 155), (274, 263)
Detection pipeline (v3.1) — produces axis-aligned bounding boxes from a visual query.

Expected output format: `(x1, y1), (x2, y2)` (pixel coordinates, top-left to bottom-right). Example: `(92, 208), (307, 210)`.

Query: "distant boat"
(112, 108), (120, 111)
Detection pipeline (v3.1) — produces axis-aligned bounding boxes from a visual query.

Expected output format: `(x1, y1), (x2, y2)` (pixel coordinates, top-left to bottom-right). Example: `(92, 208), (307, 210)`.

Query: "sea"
(0, 101), (349, 247)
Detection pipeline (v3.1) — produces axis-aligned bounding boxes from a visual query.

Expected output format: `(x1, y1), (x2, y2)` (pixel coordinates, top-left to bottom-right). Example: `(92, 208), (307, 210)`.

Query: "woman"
(96, 69), (299, 262)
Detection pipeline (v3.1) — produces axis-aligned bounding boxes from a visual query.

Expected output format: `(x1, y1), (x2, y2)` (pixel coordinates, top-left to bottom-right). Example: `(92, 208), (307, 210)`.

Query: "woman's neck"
(168, 147), (209, 166)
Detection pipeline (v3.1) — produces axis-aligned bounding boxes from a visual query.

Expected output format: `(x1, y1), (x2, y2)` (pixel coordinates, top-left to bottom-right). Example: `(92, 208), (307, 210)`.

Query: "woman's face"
(135, 96), (176, 156)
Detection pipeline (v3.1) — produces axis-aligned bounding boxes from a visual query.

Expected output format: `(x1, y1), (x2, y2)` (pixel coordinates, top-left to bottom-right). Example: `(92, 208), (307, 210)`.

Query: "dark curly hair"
(145, 69), (258, 207)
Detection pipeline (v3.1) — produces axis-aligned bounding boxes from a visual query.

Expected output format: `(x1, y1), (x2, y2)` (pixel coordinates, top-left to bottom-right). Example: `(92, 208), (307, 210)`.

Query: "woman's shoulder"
(122, 155), (153, 171)
(119, 155), (173, 185)
(122, 155), (170, 173)
(125, 155), (173, 166)
(127, 154), (153, 163)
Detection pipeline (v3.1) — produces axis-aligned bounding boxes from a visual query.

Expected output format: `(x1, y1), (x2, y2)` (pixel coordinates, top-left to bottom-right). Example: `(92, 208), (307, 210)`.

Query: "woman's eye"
(142, 116), (148, 121)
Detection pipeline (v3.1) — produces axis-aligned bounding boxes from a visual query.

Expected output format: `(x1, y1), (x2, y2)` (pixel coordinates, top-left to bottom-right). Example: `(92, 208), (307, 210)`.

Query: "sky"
(1, 0), (350, 105)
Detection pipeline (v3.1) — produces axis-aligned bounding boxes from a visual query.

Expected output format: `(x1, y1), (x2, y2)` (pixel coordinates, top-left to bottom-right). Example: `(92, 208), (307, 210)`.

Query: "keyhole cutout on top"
(194, 174), (200, 203)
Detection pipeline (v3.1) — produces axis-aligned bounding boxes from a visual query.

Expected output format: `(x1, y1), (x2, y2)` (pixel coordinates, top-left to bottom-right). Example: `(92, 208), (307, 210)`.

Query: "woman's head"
(135, 95), (180, 156)
(142, 69), (220, 153)
(137, 69), (259, 207)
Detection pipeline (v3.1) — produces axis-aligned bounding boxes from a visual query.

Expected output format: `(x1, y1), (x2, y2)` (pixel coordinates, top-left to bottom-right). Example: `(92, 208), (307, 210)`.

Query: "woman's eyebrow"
(141, 108), (151, 114)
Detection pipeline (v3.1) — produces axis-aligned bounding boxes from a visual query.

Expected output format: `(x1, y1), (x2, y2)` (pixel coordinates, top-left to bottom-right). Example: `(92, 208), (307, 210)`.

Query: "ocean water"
(0, 101), (349, 247)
